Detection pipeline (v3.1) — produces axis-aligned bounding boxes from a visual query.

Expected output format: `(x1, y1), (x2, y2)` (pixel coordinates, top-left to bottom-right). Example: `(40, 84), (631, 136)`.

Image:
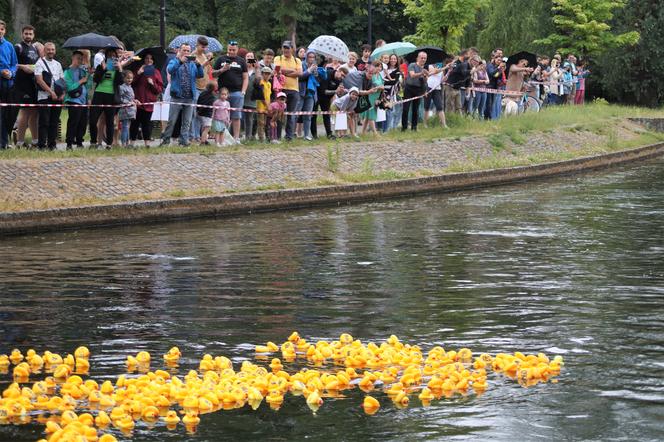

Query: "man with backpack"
(34, 42), (64, 150)
(13, 25), (40, 148)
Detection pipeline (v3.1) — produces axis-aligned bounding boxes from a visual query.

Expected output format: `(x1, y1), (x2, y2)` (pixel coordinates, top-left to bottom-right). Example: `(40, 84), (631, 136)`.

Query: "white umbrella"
(307, 35), (349, 63)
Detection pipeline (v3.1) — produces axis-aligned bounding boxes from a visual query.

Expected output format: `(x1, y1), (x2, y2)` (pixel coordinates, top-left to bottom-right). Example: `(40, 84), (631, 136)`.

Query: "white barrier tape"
(0, 89), (432, 115)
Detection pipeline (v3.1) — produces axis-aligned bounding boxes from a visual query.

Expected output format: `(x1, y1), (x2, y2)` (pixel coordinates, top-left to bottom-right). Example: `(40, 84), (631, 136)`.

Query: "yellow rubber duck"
(53, 364), (72, 379)
(305, 390), (323, 413)
(199, 355), (215, 372)
(12, 362), (30, 379)
(75, 358), (90, 373)
(114, 415), (135, 431)
(95, 411), (112, 427)
(0, 354), (10, 367)
(269, 358), (283, 372)
(74, 346), (90, 360)
(418, 387), (435, 402)
(163, 410), (180, 425)
(63, 354), (75, 368)
(9, 349), (24, 365)
(142, 405), (160, 421)
(163, 346), (181, 364)
(182, 411), (200, 426)
(136, 351), (151, 364)
(362, 396), (380, 415)
(29, 354), (44, 371)
(99, 434), (118, 442)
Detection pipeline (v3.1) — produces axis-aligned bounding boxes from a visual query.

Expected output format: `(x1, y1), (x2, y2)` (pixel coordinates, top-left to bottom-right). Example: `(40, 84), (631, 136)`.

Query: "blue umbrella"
(168, 35), (223, 53)
(371, 42), (417, 60)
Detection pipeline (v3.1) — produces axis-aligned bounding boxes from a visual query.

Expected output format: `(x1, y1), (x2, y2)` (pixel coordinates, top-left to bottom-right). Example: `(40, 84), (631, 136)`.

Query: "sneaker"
(304, 136), (313, 141)
(270, 139), (281, 144)
(159, 139), (171, 147)
(327, 134), (337, 140)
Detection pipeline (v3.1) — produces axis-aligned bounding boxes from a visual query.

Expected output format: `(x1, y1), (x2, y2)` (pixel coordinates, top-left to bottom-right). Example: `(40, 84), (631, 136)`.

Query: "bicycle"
(518, 82), (541, 114)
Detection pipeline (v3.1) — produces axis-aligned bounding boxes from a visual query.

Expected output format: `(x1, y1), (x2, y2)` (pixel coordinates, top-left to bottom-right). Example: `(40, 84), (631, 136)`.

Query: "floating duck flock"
(0, 332), (564, 441)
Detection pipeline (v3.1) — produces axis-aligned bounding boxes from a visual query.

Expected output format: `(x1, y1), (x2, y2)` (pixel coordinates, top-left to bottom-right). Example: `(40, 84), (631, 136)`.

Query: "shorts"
(229, 91), (244, 120)
(424, 89), (443, 112)
(13, 86), (37, 104)
(198, 115), (212, 128)
(212, 120), (227, 133)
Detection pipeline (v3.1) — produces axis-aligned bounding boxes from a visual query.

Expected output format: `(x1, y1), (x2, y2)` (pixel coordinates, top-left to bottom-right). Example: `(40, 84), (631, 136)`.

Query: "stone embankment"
(0, 118), (662, 234)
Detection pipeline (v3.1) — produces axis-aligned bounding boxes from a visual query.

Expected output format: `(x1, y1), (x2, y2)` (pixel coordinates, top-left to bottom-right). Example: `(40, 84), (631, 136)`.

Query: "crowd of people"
(0, 21), (590, 150)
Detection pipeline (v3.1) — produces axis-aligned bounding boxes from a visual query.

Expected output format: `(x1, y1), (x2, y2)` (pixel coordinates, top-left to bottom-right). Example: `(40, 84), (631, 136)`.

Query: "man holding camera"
(160, 43), (204, 147)
(212, 40), (248, 142)
(190, 36), (212, 143)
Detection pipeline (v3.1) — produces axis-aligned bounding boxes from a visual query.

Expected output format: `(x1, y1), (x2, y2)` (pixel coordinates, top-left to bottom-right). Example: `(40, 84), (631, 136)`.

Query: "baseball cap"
(261, 66), (273, 74)
(282, 40), (293, 49)
(277, 92), (287, 99)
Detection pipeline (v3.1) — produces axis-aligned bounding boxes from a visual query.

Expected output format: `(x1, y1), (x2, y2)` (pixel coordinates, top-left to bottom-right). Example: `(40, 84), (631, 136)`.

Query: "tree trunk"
(281, 0), (297, 47)
(10, 0), (34, 40)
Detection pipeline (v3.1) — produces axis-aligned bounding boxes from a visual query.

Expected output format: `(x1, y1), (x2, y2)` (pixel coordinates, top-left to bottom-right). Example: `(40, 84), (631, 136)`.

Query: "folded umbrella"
(63, 33), (121, 50)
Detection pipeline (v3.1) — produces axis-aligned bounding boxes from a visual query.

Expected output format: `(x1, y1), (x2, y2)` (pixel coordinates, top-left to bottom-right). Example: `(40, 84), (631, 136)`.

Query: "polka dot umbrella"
(307, 35), (349, 63)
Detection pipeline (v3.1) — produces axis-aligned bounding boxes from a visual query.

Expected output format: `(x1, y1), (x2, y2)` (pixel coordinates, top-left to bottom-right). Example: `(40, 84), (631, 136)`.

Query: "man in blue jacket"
(0, 20), (18, 149)
(160, 43), (204, 146)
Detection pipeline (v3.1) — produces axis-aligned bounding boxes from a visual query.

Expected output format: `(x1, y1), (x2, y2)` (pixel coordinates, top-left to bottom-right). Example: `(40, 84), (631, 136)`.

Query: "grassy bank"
(1, 102), (663, 160)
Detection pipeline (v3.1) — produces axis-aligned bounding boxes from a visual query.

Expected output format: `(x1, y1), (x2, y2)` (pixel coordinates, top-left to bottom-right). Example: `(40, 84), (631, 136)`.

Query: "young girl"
(361, 61), (384, 136)
(118, 70), (140, 147)
(268, 92), (287, 144)
(197, 81), (217, 145)
(213, 87), (231, 146)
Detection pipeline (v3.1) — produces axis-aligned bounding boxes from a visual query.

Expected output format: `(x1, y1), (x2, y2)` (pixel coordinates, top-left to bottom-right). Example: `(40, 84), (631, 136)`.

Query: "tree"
(476, 0), (554, 56)
(10, 0), (34, 39)
(534, 0), (639, 58)
(399, 0), (488, 53)
(594, 0), (664, 107)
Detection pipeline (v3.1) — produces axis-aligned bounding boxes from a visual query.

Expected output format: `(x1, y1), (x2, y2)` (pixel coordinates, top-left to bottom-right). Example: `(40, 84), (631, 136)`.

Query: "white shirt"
(427, 70), (444, 91)
(34, 58), (64, 101)
(94, 51), (105, 69)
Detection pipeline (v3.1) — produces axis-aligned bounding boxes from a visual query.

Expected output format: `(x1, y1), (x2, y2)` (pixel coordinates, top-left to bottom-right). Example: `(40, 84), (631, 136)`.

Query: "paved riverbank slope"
(1, 117), (663, 234)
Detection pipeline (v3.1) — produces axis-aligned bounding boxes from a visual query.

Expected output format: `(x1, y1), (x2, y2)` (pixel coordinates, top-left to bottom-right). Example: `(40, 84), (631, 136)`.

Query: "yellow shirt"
(274, 55), (302, 91)
(256, 79), (272, 112)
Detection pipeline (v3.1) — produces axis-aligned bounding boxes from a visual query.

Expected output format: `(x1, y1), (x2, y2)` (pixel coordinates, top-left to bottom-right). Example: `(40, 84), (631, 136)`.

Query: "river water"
(1, 159), (664, 441)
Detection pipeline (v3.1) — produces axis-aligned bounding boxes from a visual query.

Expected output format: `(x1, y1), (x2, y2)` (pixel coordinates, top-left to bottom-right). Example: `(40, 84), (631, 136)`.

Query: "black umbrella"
(62, 33), (122, 50)
(126, 47), (167, 72)
(404, 46), (448, 65)
(505, 51), (538, 78)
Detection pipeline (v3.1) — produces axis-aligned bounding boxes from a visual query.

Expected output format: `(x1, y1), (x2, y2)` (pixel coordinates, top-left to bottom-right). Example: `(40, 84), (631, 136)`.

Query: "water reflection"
(2, 159), (664, 441)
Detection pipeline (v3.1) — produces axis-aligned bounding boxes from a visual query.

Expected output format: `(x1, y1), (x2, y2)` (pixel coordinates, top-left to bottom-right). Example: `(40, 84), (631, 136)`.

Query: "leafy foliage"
(400, 0), (488, 52)
(595, 0), (664, 106)
(477, 0), (555, 56)
(534, 0), (639, 57)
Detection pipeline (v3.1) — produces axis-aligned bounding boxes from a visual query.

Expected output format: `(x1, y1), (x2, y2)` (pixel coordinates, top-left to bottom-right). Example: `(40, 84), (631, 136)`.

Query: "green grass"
(2, 102), (662, 160)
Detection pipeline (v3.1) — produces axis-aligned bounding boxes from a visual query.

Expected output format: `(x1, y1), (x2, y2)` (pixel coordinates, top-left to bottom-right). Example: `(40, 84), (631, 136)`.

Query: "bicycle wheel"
(524, 96), (541, 113)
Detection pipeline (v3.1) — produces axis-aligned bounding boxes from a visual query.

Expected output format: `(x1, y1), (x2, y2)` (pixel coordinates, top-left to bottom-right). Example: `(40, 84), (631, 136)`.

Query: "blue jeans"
(229, 91), (244, 120)
(162, 96), (195, 145)
(284, 90), (299, 140)
(190, 88), (202, 141)
(120, 119), (131, 145)
(490, 92), (503, 120)
(296, 94), (315, 138)
(471, 92), (487, 118)
(388, 102), (402, 130)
